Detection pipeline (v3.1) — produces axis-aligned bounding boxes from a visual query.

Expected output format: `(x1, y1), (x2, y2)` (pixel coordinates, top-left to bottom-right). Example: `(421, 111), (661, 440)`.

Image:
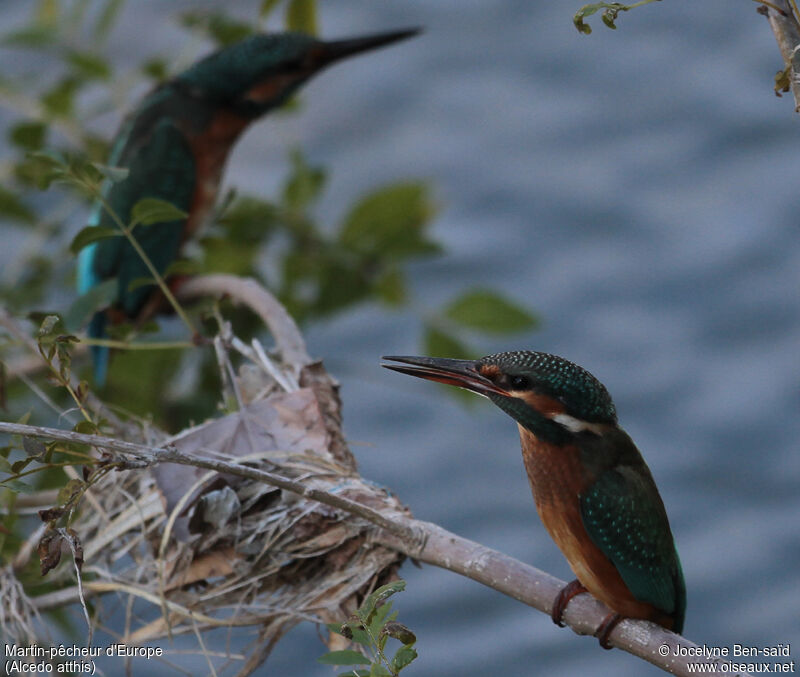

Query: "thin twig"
(759, 0), (800, 111)
(0, 307), (128, 432)
(90, 190), (197, 336)
(177, 275), (311, 368)
(0, 420), (752, 676)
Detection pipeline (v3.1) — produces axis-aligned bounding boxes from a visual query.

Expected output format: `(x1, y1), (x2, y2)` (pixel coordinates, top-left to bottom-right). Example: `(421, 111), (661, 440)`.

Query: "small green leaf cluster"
(209, 150), (440, 324)
(424, 289), (539, 365)
(319, 580), (418, 677)
(573, 0), (660, 34)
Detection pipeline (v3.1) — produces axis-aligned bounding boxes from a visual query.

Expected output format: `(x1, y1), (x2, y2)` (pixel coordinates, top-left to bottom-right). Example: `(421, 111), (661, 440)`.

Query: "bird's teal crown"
(480, 350), (617, 424)
(176, 32), (317, 113)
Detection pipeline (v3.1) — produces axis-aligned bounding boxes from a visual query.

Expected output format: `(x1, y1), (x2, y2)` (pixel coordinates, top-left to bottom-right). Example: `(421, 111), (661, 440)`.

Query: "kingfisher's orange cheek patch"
(245, 80), (281, 103)
(519, 392), (566, 416)
(245, 74), (299, 104)
(478, 364), (501, 379)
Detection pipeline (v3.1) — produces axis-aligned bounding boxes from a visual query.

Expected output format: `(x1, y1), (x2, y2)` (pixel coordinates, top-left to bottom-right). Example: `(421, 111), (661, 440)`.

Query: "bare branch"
(758, 0), (800, 111)
(0, 420), (752, 677)
(177, 274), (311, 368)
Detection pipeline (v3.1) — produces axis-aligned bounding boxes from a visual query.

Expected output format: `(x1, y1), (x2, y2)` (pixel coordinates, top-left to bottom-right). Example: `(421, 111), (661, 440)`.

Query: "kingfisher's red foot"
(551, 579), (588, 627)
(594, 612), (622, 649)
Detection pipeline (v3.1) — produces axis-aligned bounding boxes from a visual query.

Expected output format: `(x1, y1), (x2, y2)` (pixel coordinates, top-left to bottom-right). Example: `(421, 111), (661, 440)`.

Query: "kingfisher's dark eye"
(509, 375), (530, 390)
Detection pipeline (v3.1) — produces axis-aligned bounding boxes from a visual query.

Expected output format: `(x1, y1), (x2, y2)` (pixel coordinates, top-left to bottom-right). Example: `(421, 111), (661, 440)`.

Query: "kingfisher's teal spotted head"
(382, 351), (617, 444)
(175, 29), (419, 118)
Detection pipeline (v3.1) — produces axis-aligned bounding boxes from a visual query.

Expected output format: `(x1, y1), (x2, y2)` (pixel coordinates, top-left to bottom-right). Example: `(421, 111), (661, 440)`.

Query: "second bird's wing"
(90, 117), (196, 317)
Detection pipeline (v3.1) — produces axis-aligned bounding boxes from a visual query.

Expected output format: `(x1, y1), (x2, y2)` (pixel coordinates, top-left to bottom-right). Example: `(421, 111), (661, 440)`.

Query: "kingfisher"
(77, 27), (418, 385)
(382, 351), (685, 647)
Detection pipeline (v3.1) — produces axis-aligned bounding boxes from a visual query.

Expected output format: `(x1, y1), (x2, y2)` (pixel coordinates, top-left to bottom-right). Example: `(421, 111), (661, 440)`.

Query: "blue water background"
(2, 1), (799, 675)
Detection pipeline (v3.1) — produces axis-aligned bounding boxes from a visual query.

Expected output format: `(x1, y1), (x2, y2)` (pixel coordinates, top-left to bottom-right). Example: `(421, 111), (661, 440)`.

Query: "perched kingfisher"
(77, 28), (418, 385)
(382, 351), (685, 647)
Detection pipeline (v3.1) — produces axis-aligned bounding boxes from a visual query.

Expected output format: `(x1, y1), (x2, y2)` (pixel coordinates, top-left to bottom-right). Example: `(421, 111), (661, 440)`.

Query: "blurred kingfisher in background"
(382, 351), (685, 647)
(78, 28), (418, 385)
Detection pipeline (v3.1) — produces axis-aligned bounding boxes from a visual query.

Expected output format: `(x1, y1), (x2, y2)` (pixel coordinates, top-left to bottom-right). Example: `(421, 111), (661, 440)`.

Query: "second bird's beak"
(381, 355), (508, 398)
(315, 28), (421, 68)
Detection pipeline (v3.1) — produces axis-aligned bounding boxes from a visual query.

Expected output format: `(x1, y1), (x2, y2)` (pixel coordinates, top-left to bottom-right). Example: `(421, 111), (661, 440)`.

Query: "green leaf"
(127, 276), (156, 293)
(20, 151), (67, 189)
(67, 50), (111, 80)
(422, 326), (473, 361)
(574, 2), (635, 34)
(37, 314), (63, 338)
(106, 321), (134, 341)
(9, 120), (47, 151)
(282, 149), (326, 211)
(369, 665), (391, 677)
(382, 621), (416, 646)
(73, 420), (98, 436)
(64, 278), (117, 331)
(391, 645), (418, 671)
(164, 259), (202, 276)
(359, 581), (405, 621)
(286, 0), (318, 35)
(444, 289), (538, 334)
(36, 0), (59, 26)
(11, 457), (34, 474)
(83, 134), (111, 163)
(307, 258), (371, 317)
(130, 197), (187, 227)
(338, 182), (438, 261)
(1, 26), (55, 48)
(317, 650), (370, 666)
(57, 478), (84, 505)
(23, 437), (46, 458)
(1, 479), (35, 494)
(574, 4), (598, 33)
(368, 600), (394, 638)
(259, 0), (282, 19)
(69, 226), (120, 255)
(775, 66), (791, 96)
(141, 57), (169, 82)
(602, 9), (620, 29)
(94, 0), (125, 39)
(375, 268), (406, 306)
(0, 185), (35, 224)
(91, 163), (128, 183)
(200, 236), (257, 277)
(180, 11), (254, 47)
(41, 76), (80, 117)
(327, 621), (370, 646)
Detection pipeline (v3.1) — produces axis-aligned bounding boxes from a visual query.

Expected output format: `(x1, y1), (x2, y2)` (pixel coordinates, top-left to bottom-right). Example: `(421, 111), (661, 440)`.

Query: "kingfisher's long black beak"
(381, 355), (508, 398)
(316, 28), (421, 66)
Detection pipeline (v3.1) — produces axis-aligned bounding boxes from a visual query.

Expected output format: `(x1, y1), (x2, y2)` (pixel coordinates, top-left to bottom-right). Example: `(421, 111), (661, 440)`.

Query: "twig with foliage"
(756, 0), (800, 109)
(0, 411), (752, 677)
(319, 581), (418, 677)
(573, 0), (661, 34)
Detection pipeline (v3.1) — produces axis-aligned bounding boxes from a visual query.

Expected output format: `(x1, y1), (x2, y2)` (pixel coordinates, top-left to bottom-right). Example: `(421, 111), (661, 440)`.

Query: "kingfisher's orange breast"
(184, 110), (251, 241)
(517, 425), (675, 627)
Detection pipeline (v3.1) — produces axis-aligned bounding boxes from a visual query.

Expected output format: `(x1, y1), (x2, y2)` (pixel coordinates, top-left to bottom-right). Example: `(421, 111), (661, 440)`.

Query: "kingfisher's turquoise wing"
(580, 464), (686, 633)
(87, 117), (196, 317)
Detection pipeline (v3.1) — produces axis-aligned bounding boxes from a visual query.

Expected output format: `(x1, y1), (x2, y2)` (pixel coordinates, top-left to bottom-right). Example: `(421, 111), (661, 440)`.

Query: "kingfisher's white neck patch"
(550, 412), (607, 436)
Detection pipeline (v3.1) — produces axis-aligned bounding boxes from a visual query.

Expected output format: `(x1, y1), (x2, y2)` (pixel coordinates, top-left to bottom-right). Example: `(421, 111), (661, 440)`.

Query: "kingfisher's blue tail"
(88, 311), (109, 387)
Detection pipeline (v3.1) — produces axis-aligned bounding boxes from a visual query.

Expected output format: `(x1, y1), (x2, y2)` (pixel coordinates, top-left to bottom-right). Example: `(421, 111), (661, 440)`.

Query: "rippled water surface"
(4, 2), (799, 675)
